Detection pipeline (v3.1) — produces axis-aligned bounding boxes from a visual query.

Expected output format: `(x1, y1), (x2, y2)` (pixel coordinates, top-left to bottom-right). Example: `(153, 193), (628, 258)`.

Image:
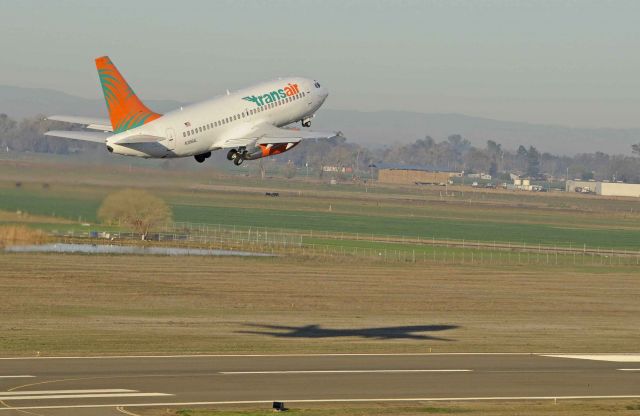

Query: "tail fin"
(95, 56), (161, 133)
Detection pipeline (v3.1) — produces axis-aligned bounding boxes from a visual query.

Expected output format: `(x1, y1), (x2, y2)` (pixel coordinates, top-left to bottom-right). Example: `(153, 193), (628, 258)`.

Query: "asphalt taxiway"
(1, 353), (639, 415)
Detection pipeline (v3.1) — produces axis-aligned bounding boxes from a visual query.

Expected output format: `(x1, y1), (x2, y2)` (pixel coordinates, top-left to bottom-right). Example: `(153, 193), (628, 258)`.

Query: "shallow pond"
(6, 243), (274, 257)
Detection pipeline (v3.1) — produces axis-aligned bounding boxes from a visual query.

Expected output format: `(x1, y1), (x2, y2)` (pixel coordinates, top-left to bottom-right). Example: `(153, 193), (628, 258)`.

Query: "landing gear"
(228, 147), (247, 166)
(301, 116), (312, 127)
(194, 151), (211, 163)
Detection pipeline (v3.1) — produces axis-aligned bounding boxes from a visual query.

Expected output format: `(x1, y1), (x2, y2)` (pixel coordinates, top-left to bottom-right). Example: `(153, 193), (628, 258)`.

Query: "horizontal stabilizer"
(44, 130), (111, 143)
(114, 135), (165, 145)
(47, 115), (113, 132)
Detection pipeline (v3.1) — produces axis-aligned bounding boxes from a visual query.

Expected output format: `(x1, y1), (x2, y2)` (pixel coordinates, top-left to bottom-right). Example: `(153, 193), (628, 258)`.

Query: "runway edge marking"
(2, 396), (640, 411)
(0, 353), (537, 360)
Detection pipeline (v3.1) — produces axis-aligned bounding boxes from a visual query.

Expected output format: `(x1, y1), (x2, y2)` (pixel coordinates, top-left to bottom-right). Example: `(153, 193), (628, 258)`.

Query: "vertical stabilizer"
(95, 56), (161, 133)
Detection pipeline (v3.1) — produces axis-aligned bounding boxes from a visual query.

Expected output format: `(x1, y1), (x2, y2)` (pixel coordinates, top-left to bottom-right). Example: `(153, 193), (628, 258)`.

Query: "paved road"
(0, 353), (639, 415)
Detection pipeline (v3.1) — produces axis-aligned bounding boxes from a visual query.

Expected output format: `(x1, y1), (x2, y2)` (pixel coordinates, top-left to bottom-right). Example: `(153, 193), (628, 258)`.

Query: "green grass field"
(1, 157), (640, 250)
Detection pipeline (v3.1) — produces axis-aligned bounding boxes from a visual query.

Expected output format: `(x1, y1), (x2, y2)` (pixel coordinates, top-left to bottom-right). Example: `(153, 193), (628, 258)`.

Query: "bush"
(97, 189), (172, 239)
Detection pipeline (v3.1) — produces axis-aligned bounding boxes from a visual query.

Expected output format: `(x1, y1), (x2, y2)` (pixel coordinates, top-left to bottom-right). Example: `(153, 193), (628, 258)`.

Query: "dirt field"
(1, 253), (638, 356)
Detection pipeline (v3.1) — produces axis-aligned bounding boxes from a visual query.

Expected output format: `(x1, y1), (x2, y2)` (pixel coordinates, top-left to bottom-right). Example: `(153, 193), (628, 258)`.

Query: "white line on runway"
(221, 369), (472, 375)
(543, 354), (640, 362)
(0, 389), (135, 396)
(2, 395), (640, 411)
(0, 393), (171, 401)
(618, 368), (640, 371)
(0, 376), (34, 379)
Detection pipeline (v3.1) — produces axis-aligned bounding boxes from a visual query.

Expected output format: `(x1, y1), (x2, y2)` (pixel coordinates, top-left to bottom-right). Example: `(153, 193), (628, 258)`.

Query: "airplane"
(45, 56), (337, 165)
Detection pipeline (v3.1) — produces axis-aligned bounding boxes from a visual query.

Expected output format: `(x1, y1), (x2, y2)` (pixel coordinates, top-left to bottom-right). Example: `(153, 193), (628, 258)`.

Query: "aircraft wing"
(219, 124), (340, 148)
(44, 130), (111, 143)
(47, 115), (113, 132)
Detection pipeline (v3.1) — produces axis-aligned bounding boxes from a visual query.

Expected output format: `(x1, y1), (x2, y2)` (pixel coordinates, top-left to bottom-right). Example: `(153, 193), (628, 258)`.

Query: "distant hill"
(1, 85), (638, 155)
(0, 85), (181, 119)
(313, 110), (640, 156)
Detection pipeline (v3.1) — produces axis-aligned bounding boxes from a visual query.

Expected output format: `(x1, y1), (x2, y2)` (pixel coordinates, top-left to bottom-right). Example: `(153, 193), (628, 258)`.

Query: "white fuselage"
(106, 77), (328, 158)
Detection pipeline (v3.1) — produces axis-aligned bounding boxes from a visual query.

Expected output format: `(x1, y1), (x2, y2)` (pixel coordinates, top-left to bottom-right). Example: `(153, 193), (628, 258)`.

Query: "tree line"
(288, 134), (640, 183)
(2, 114), (639, 182)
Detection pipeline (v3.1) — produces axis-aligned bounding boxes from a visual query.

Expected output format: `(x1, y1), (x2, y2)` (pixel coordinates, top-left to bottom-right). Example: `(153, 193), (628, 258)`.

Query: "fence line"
(168, 221), (640, 258)
(50, 229), (640, 267)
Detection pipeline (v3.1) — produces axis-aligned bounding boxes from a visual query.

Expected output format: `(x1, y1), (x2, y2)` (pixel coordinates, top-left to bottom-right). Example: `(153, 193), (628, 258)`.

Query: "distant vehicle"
(485, 183), (496, 189)
(471, 181), (479, 187)
(45, 56), (338, 166)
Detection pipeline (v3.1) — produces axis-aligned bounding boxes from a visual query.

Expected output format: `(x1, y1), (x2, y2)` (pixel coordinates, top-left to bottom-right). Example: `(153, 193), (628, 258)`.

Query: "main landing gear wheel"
(233, 156), (244, 166)
(194, 152), (211, 163)
(302, 117), (312, 127)
(226, 149), (237, 161)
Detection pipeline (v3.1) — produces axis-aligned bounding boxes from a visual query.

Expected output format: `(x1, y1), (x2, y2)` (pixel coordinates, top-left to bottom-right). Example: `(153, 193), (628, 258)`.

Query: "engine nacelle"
(244, 142), (299, 160)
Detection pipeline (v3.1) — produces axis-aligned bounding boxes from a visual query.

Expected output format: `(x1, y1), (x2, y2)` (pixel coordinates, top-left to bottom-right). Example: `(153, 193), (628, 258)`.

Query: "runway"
(1, 353), (639, 415)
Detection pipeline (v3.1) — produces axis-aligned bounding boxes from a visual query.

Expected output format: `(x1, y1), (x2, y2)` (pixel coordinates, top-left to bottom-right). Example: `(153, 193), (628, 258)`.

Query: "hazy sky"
(2, 0), (639, 128)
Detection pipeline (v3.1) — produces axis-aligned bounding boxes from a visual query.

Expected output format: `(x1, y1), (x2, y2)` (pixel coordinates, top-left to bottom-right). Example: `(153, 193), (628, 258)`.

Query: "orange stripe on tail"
(95, 56), (161, 133)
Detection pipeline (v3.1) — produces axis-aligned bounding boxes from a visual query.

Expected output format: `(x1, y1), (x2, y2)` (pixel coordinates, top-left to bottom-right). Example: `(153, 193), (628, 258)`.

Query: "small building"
(371, 163), (461, 185)
(322, 166), (353, 173)
(513, 177), (534, 191)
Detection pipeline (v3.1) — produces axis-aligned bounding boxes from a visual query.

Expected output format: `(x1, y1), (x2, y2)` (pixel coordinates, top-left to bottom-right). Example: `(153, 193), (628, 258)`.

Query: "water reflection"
(6, 243), (273, 257)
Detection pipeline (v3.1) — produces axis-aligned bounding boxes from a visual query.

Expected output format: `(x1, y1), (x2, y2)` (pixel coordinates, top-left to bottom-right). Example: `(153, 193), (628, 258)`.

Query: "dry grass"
(0, 225), (49, 248)
(135, 399), (640, 416)
(0, 253), (638, 356)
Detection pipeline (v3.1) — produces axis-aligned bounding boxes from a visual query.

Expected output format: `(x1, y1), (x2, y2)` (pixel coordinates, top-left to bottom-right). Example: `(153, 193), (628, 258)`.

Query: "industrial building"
(566, 180), (640, 197)
(372, 164), (461, 185)
(595, 182), (640, 197)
